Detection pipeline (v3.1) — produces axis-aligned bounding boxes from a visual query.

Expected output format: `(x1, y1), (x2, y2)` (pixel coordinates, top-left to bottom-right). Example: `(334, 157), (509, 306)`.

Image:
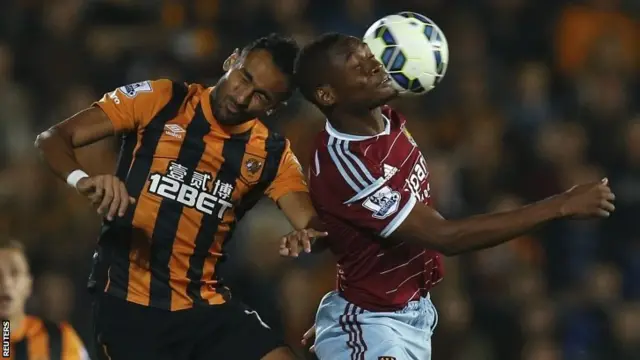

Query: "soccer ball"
(363, 11), (449, 96)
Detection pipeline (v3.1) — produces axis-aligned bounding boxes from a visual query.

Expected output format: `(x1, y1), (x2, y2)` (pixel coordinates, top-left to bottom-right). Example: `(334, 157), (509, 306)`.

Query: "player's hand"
(560, 178), (616, 218)
(76, 175), (136, 221)
(279, 229), (328, 257)
(301, 324), (316, 353)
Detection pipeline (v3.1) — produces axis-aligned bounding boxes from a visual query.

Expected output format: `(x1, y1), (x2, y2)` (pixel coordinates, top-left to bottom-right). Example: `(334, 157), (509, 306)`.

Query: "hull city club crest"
(240, 155), (265, 185)
(245, 158), (263, 174)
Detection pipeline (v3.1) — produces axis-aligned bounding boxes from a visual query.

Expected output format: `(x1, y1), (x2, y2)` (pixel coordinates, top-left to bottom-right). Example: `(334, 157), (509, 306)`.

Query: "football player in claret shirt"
(35, 34), (325, 360)
(0, 239), (89, 360)
(290, 33), (616, 360)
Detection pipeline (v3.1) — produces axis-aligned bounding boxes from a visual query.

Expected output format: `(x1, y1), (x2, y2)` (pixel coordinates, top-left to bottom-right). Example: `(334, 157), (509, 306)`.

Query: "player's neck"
(328, 107), (385, 137)
(9, 312), (26, 335)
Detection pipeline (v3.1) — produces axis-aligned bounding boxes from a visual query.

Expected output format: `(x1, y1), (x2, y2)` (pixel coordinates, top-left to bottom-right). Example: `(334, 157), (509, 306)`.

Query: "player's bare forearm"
(277, 192), (331, 256)
(277, 191), (320, 230)
(35, 107), (115, 181)
(433, 197), (563, 255)
(398, 179), (614, 256)
(35, 126), (85, 181)
(398, 196), (564, 256)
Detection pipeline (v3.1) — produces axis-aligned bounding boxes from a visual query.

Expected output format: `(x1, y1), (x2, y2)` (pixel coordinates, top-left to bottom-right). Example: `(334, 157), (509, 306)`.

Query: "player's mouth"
(225, 99), (240, 115)
(377, 74), (391, 88)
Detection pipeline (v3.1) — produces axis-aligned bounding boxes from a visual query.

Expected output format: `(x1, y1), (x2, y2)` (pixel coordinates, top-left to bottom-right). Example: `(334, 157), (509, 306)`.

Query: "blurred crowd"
(0, 0), (637, 359)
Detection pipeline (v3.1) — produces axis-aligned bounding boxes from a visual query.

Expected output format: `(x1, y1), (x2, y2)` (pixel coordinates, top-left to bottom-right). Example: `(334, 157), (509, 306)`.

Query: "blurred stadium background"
(0, 0), (638, 359)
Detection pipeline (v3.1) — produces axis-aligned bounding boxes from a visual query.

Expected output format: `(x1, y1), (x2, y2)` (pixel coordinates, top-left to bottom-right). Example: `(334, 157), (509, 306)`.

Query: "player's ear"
(315, 85), (336, 107)
(223, 48), (241, 71)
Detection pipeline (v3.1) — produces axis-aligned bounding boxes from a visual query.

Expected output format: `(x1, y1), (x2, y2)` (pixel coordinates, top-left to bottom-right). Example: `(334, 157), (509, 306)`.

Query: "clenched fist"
(560, 178), (616, 218)
(77, 175), (136, 221)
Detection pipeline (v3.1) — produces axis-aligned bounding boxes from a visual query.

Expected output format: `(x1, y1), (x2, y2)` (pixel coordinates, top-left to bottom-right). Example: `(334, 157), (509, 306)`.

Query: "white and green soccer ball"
(363, 11), (449, 96)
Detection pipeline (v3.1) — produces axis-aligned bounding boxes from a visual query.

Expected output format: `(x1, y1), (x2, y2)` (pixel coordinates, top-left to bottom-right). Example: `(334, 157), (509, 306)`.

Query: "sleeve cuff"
(91, 101), (124, 133)
(268, 186), (309, 203)
(379, 194), (417, 238)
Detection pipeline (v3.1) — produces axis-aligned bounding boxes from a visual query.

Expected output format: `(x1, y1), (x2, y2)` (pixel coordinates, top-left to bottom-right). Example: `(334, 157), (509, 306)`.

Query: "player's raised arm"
(35, 79), (174, 220)
(390, 179), (615, 256)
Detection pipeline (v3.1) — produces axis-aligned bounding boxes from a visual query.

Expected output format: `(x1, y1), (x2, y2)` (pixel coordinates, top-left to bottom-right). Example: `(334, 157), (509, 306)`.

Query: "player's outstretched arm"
(392, 179), (615, 256)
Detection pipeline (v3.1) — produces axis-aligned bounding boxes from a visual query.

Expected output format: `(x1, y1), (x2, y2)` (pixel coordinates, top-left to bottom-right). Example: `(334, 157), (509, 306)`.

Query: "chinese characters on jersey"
(148, 161), (235, 219)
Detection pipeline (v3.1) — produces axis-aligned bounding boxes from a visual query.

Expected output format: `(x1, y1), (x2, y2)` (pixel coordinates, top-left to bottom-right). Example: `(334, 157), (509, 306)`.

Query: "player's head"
(0, 239), (32, 319)
(212, 33), (300, 125)
(295, 33), (397, 113)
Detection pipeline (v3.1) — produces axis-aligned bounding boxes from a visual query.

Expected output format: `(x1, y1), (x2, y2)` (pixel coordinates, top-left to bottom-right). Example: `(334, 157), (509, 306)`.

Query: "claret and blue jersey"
(308, 105), (444, 312)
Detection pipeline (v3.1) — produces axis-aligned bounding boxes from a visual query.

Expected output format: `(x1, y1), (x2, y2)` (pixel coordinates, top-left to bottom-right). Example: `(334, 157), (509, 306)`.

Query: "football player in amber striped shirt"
(36, 33), (325, 360)
(0, 239), (89, 360)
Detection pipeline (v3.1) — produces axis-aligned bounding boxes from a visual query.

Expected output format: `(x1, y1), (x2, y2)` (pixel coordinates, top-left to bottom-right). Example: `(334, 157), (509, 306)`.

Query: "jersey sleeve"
(312, 149), (416, 238)
(265, 140), (309, 202)
(60, 323), (90, 360)
(92, 79), (174, 132)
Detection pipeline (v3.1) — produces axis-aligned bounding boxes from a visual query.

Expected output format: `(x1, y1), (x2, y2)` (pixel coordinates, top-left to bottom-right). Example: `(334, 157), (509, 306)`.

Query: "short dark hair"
(242, 33), (300, 88)
(294, 33), (349, 105)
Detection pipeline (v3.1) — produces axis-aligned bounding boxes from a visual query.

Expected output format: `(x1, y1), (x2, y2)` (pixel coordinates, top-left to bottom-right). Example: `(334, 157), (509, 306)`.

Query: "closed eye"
(254, 91), (271, 104)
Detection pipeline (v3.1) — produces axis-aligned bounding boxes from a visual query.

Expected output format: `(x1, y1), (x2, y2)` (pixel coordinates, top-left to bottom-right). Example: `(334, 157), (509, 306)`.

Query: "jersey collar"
(325, 115), (391, 141)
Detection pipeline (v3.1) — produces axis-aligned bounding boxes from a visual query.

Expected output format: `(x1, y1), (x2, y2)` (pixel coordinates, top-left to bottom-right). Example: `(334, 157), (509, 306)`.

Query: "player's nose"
(234, 86), (252, 106)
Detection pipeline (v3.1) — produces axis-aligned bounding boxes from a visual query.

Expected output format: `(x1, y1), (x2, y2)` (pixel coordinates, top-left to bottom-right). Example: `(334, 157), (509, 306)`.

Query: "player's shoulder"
(311, 126), (377, 170)
(116, 79), (166, 98)
(249, 121), (289, 151)
(310, 117), (393, 172)
(309, 129), (387, 204)
(113, 78), (192, 102)
(253, 121), (286, 141)
(57, 320), (77, 334)
(312, 120), (377, 156)
(381, 105), (408, 129)
(21, 315), (45, 333)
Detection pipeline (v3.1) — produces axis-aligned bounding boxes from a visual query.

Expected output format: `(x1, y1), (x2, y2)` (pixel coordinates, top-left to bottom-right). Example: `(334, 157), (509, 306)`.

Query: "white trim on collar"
(325, 115), (391, 141)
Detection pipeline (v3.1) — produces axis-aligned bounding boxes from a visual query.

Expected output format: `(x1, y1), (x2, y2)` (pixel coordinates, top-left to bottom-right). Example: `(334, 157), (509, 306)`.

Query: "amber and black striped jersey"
(8, 315), (89, 360)
(88, 79), (308, 311)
